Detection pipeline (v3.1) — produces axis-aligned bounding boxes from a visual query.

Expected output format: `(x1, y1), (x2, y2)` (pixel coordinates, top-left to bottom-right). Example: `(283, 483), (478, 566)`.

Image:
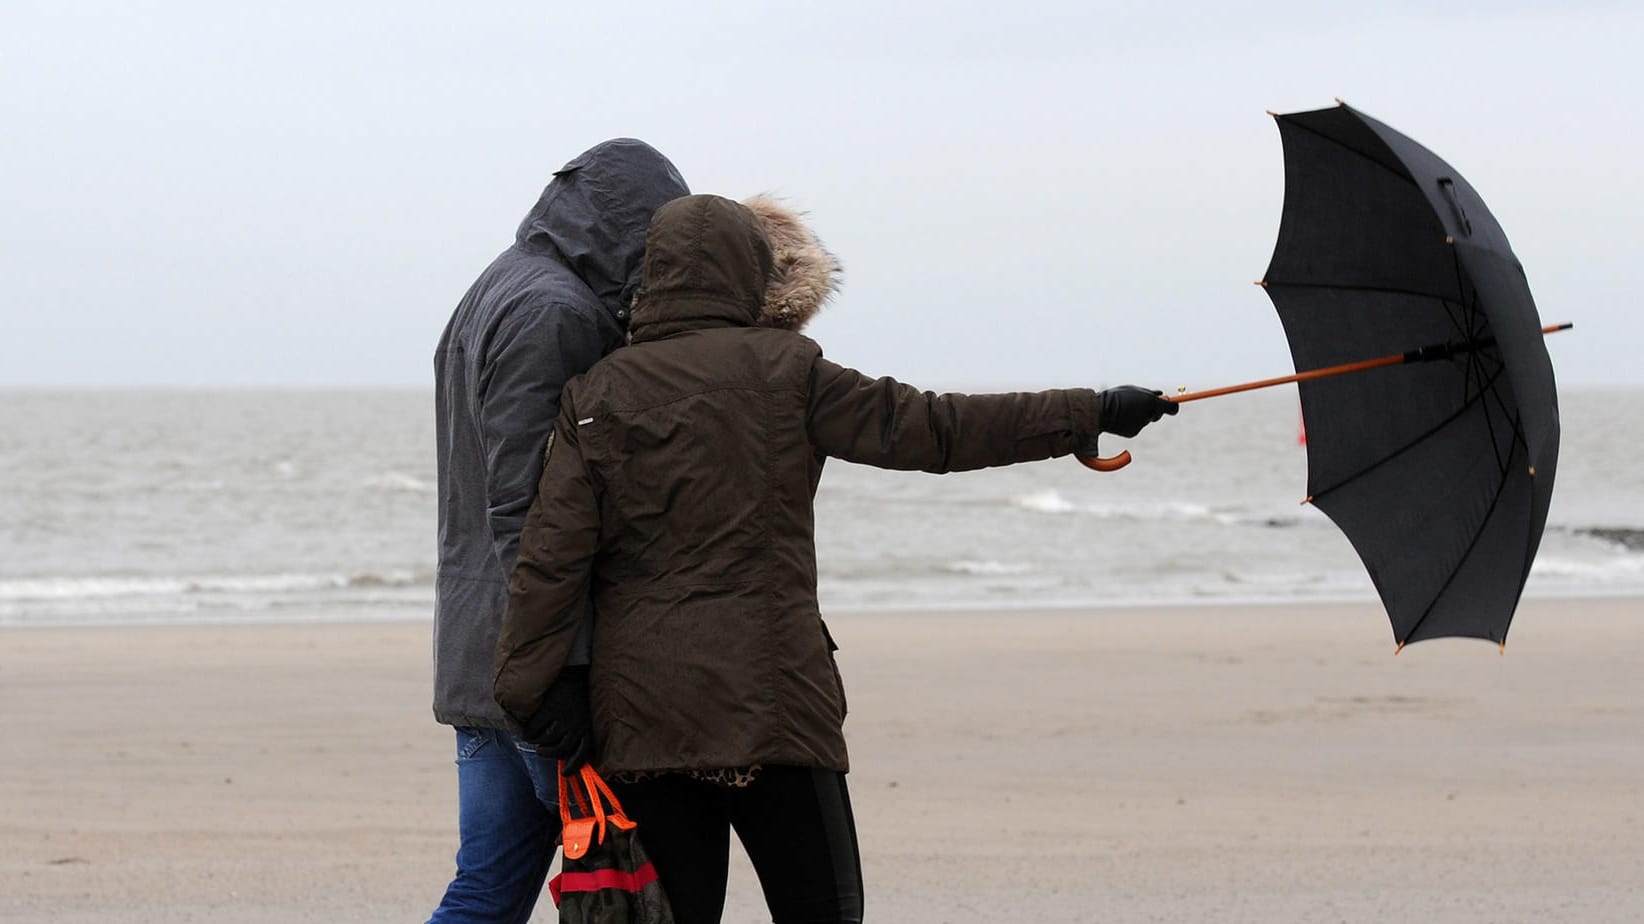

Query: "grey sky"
(4, 1), (1640, 389)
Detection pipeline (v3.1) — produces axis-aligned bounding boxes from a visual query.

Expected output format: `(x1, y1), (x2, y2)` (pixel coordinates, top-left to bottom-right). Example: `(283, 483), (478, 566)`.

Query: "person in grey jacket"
(426, 138), (688, 923)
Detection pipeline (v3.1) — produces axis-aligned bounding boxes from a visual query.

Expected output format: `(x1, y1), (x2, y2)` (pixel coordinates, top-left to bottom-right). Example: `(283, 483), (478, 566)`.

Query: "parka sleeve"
(492, 387), (602, 729)
(476, 305), (608, 577)
(805, 356), (1102, 473)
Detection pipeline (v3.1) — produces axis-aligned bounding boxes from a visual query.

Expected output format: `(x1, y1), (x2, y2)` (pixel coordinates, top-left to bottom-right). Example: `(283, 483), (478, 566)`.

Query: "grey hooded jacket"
(433, 139), (688, 729)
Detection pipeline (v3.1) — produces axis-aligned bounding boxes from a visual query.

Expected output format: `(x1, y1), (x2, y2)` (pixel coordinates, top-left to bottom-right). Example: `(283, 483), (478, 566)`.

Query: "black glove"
(521, 665), (593, 774)
(1092, 385), (1179, 440)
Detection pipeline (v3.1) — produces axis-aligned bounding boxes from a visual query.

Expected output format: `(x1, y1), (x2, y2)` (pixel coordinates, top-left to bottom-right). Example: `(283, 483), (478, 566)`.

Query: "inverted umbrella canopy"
(1262, 102), (1560, 649)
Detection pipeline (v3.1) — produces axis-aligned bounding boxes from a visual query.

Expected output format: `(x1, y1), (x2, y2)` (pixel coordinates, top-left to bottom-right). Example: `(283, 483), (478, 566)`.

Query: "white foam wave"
(1529, 555), (1644, 582)
(943, 560), (1036, 576)
(1218, 568), (1340, 588)
(1010, 491), (1296, 526)
(0, 570), (427, 602)
(363, 472), (434, 493)
(1012, 490), (1079, 514)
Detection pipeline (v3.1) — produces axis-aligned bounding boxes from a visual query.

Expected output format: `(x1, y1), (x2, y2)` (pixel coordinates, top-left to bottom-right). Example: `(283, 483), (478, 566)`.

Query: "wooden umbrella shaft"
(1171, 353), (1401, 402)
(1076, 323), (1570, 473)
(1168, 323), (1572, 403)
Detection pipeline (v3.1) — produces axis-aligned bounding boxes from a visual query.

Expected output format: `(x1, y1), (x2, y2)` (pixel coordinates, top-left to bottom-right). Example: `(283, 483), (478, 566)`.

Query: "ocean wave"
(825, 557), (1044, 583)
(942, 560), (1037, 576)
(1008, 490), (1318, 529)
(0, 596), (431, 629)
(1529, 555), (1644, 582)
(1011, 490), (1216, 520)
(1217, 568), (1350, 589)
(1013, 490), (1082, 514)
(362, 471), (435, 493)
(1572, 527), (1644, 552)
(0, 570), (429, 602)
(345, 569), (428, 587)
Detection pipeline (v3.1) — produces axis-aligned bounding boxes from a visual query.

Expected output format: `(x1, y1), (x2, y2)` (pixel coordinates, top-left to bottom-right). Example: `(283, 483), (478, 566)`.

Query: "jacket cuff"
(1068, 388), (1103, 441)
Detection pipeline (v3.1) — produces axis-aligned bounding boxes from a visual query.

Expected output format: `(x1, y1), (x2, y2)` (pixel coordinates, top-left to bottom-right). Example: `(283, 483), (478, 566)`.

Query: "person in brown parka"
(493, 193), (1176, 923)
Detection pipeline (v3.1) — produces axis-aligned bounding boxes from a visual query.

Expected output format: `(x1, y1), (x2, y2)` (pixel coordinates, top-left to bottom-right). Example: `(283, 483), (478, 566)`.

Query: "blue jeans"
(426, 727), (562, 924)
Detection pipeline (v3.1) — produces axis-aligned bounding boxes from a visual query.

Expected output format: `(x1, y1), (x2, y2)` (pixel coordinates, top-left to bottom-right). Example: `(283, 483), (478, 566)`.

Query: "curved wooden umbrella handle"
(1075, 449), (1132, 472)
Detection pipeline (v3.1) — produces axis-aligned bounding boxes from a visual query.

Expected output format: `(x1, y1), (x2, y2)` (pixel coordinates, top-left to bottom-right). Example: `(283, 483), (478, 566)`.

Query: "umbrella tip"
(1394, 640), (1406, 655)
(1334, 97), (1347, 106)
(1445, 235), (1456, 245)
(1255, 279), (1269, 288)
(1500, 641), (1507, 656)
(1265, 109), (1278, 118)
(1300, 495), (1313, 506)
(1528, 466), (1537, 476)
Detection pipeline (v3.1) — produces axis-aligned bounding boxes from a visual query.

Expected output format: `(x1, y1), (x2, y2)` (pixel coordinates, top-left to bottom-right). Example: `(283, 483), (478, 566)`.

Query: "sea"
(2, 387), (1641, 628)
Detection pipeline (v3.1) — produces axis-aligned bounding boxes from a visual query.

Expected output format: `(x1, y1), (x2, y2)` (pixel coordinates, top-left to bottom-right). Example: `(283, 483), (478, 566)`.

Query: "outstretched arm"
(805, 357), (1103, 472)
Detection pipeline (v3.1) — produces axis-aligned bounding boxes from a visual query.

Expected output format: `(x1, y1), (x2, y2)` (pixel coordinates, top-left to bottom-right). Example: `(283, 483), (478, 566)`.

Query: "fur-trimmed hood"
(629, 193), (840, 342)
(742, 194), (841, 331)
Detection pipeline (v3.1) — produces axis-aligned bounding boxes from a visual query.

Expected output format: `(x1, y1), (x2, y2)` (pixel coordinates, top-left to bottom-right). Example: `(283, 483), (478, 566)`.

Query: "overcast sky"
(4, 1), (1639, 390)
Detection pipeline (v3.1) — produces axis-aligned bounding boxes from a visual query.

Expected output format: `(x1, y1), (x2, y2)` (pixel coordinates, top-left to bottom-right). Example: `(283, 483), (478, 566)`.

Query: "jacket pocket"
(819, 617), (847, 719)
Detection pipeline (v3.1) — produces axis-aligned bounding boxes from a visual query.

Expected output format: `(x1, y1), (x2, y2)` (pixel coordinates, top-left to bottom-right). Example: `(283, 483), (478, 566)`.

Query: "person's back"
(530, 301), (1109, 776)
(550, 322), (844, 773)
(434, 139), (687, 729)
(427, 138), (686, 923)
(495, 194), (1176, 924)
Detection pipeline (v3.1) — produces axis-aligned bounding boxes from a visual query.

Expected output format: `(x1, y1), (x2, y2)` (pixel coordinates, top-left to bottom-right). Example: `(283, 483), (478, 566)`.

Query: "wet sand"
(3, 598), (1641, 922)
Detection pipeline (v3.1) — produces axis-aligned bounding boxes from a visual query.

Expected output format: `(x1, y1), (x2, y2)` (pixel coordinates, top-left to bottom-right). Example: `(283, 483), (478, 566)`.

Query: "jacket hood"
(630, 194), (841, 342)
(515, 138), (689, 318)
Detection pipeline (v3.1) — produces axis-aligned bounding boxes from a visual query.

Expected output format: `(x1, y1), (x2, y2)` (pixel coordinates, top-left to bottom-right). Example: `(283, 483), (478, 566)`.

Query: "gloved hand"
(1091, 385), (1179, 441)
(521, 665), (593, 774)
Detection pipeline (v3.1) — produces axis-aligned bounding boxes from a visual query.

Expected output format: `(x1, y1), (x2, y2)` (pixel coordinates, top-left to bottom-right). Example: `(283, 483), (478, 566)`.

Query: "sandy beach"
(3, 598), (1641, 923)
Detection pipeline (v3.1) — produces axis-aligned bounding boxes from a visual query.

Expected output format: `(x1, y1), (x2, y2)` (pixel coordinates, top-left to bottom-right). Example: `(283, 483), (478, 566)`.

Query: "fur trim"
(741, 194), (841, 331)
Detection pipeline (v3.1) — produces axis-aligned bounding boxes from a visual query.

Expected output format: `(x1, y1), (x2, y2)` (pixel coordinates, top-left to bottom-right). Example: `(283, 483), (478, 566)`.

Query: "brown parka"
(493, 194), (1103, 774)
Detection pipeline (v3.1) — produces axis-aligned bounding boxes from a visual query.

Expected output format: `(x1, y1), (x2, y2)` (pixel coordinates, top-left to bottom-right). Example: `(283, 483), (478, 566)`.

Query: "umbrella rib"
(1397, 270), (1522, 645)
(1465, 348), (1505, 474)
(1448, 246), (1484, 345)
(1281, 117), (1419, 189)
(1309, 364), (1507, 503)
(1477, 356), (1521, 479)
(1438, 291), (1470, 343)
(1264, 280), (1464, 303)
(1396, 426), (1521, 647)
(1452, 255), (1514, 478)
(1506, 414), (1541, 648)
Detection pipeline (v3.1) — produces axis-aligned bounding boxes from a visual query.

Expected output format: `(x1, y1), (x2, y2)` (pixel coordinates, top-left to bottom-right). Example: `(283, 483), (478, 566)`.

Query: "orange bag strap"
(558, 762), (636, 851)
(577, 764), (638, 832)
(555, 766), (592, 827)
(558, 762), (607, 860)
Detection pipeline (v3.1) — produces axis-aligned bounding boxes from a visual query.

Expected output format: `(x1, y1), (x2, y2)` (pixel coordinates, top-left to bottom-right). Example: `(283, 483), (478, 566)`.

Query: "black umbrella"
(1267, 101), (1563, 650)
(1079, 102), (1565, 651)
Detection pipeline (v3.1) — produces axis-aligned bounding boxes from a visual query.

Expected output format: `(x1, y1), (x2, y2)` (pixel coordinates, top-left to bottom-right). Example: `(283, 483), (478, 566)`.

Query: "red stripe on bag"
(549, 862), (660, 902)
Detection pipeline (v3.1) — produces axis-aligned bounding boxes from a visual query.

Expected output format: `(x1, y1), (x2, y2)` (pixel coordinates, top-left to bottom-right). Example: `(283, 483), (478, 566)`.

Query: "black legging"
(610, 766), (864, 924)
